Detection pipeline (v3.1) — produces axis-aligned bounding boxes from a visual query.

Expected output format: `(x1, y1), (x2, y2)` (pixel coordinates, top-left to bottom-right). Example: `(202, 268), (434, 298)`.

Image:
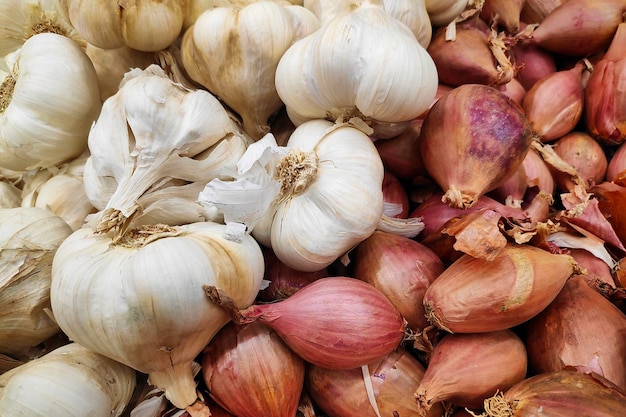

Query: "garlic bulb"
(183, 0), (303, 29)
(275, 0), (438, 139)
(0, 207), (72, 359)
(82, 64), (251, 239)
(0, 32), (101, 172)
(199, 119), (384, 272)
(0, 343), (136, 417)
(21, 154), (96, 230)
(64, 0), (184, 51)
(303, 0), (433, 48)
(50, 221), (265, 411)
(0, 0), (81, 70)
(181, 2), (320, 140)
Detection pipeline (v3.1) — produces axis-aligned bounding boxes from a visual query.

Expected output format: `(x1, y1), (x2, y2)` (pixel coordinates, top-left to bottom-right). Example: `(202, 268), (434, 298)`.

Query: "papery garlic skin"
(0, 32), (101, 171)
(0, 343), (136, 417)
(0, 181), (21, 208)
(50, 221), (265, 409)
(275, 1), (438, 138)
(181, 2), (320, 140)
(65, 0), (184, 51)
(0, 207), (72, 358)
(425, 0), (470, 26)
(83, 65), (251, 237)
(21, 154), (96, 230)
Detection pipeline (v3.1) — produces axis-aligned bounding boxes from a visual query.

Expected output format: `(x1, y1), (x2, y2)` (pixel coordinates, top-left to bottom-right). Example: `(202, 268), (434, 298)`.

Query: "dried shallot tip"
(306, 348), (444, 417)
(521, 147), (555, 194)
(201, 321), (305, 417)
(477, 370), (626, 417)
(423, 242), (576, 333)
(515, 0), (626, 57)
(353, 230), (445, 333)
(584, 22), (626, 145)
(414, 330), (527, 414)
(526, 275), (626, 391)
(419, 84), (533, 209)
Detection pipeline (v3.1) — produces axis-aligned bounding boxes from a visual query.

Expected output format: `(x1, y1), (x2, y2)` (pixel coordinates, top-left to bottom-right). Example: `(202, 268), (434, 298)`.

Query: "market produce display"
(1, 0), (626, 416)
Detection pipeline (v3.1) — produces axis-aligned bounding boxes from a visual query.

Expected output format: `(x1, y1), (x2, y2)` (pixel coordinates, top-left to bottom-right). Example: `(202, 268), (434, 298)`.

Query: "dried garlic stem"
(148, 362), (203, 412)
(0, 74), (15, 112)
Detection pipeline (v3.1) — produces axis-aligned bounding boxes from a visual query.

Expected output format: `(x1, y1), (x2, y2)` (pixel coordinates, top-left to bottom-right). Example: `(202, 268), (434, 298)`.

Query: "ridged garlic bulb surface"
(181, 1), (320, 140)
(0, 343), (136, 417)
(64, 0), (185, 51)
(0, 32), (101, 171)
(275, 0), (438, 138)
(303, 0), (432, 48)
(82, 65), (251, 239)
(50, 221), (265, 410)
(0, 207), (73, 359)
(199, 119), (385, 272)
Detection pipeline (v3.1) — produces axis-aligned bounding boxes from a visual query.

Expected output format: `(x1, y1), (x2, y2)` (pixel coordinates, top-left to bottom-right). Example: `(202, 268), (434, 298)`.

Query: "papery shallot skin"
(419, 84), (533, 209)
(482, 370), (626, 417)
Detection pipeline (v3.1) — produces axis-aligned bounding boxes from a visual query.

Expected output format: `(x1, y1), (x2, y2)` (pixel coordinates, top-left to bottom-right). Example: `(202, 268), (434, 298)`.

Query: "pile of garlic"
(0, 0), (446, 415)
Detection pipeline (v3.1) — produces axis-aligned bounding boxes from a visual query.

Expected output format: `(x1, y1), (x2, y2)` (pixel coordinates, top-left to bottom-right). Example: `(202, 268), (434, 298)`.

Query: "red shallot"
(204, 277), (406, 370)
(419, 83), (533, 209)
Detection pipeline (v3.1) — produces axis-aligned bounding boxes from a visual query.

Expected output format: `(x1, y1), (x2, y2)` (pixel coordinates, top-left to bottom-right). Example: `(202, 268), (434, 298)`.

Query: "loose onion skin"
(206, 277), (406, 370)
(353, 231), (445, 332)
(415, 330), (528, 413)
(306, 347), (444, 417)
(201, 321), (305, 417)
(525, 275), (626, 391)
(423, 243), (576, 333)
(480, 370), (626, 416)
(419, 84), (533, 209)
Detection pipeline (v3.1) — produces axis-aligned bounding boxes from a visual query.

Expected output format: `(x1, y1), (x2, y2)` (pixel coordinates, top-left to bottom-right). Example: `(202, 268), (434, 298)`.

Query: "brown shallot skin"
(414, 330), (528, 413)
(481, 370), (626, 417)
(423, 243), (575, 333)
(550, 131), (608, 192)
(305, 348), (444, 417)
(419, 83), (533, 209)
(480, 0), (525, 33)
(525, 275), (626, 391)
(201, 321), (305, 417)
(353, 230), (445, 332)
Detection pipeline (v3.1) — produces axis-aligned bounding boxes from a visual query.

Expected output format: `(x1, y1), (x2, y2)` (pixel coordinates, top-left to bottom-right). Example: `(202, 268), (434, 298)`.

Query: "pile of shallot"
(0, 0), (626, 416)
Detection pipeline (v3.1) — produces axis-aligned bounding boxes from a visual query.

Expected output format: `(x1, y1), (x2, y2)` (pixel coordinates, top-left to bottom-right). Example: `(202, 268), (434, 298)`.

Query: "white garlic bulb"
(0, 32), (101, 172)
(199, 119), (384, 272)
(0, 343), (136, 417)
(82, 64), (251, 239)
(0, 207), (73, 359)
(303, 0), (433, 48)
(275, 0), (438, 139)
(181, 1), (320, 140)
(50, 221), (265, 411)
(21, 154), (96, 230)
(64, 0), (185, 51)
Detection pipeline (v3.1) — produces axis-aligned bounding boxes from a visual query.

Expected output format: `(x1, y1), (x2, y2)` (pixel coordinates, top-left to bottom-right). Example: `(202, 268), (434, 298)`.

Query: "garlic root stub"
(423, 243), (576, 333)
(419, 83), (533, 209)
(50, 222), (265, 410)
